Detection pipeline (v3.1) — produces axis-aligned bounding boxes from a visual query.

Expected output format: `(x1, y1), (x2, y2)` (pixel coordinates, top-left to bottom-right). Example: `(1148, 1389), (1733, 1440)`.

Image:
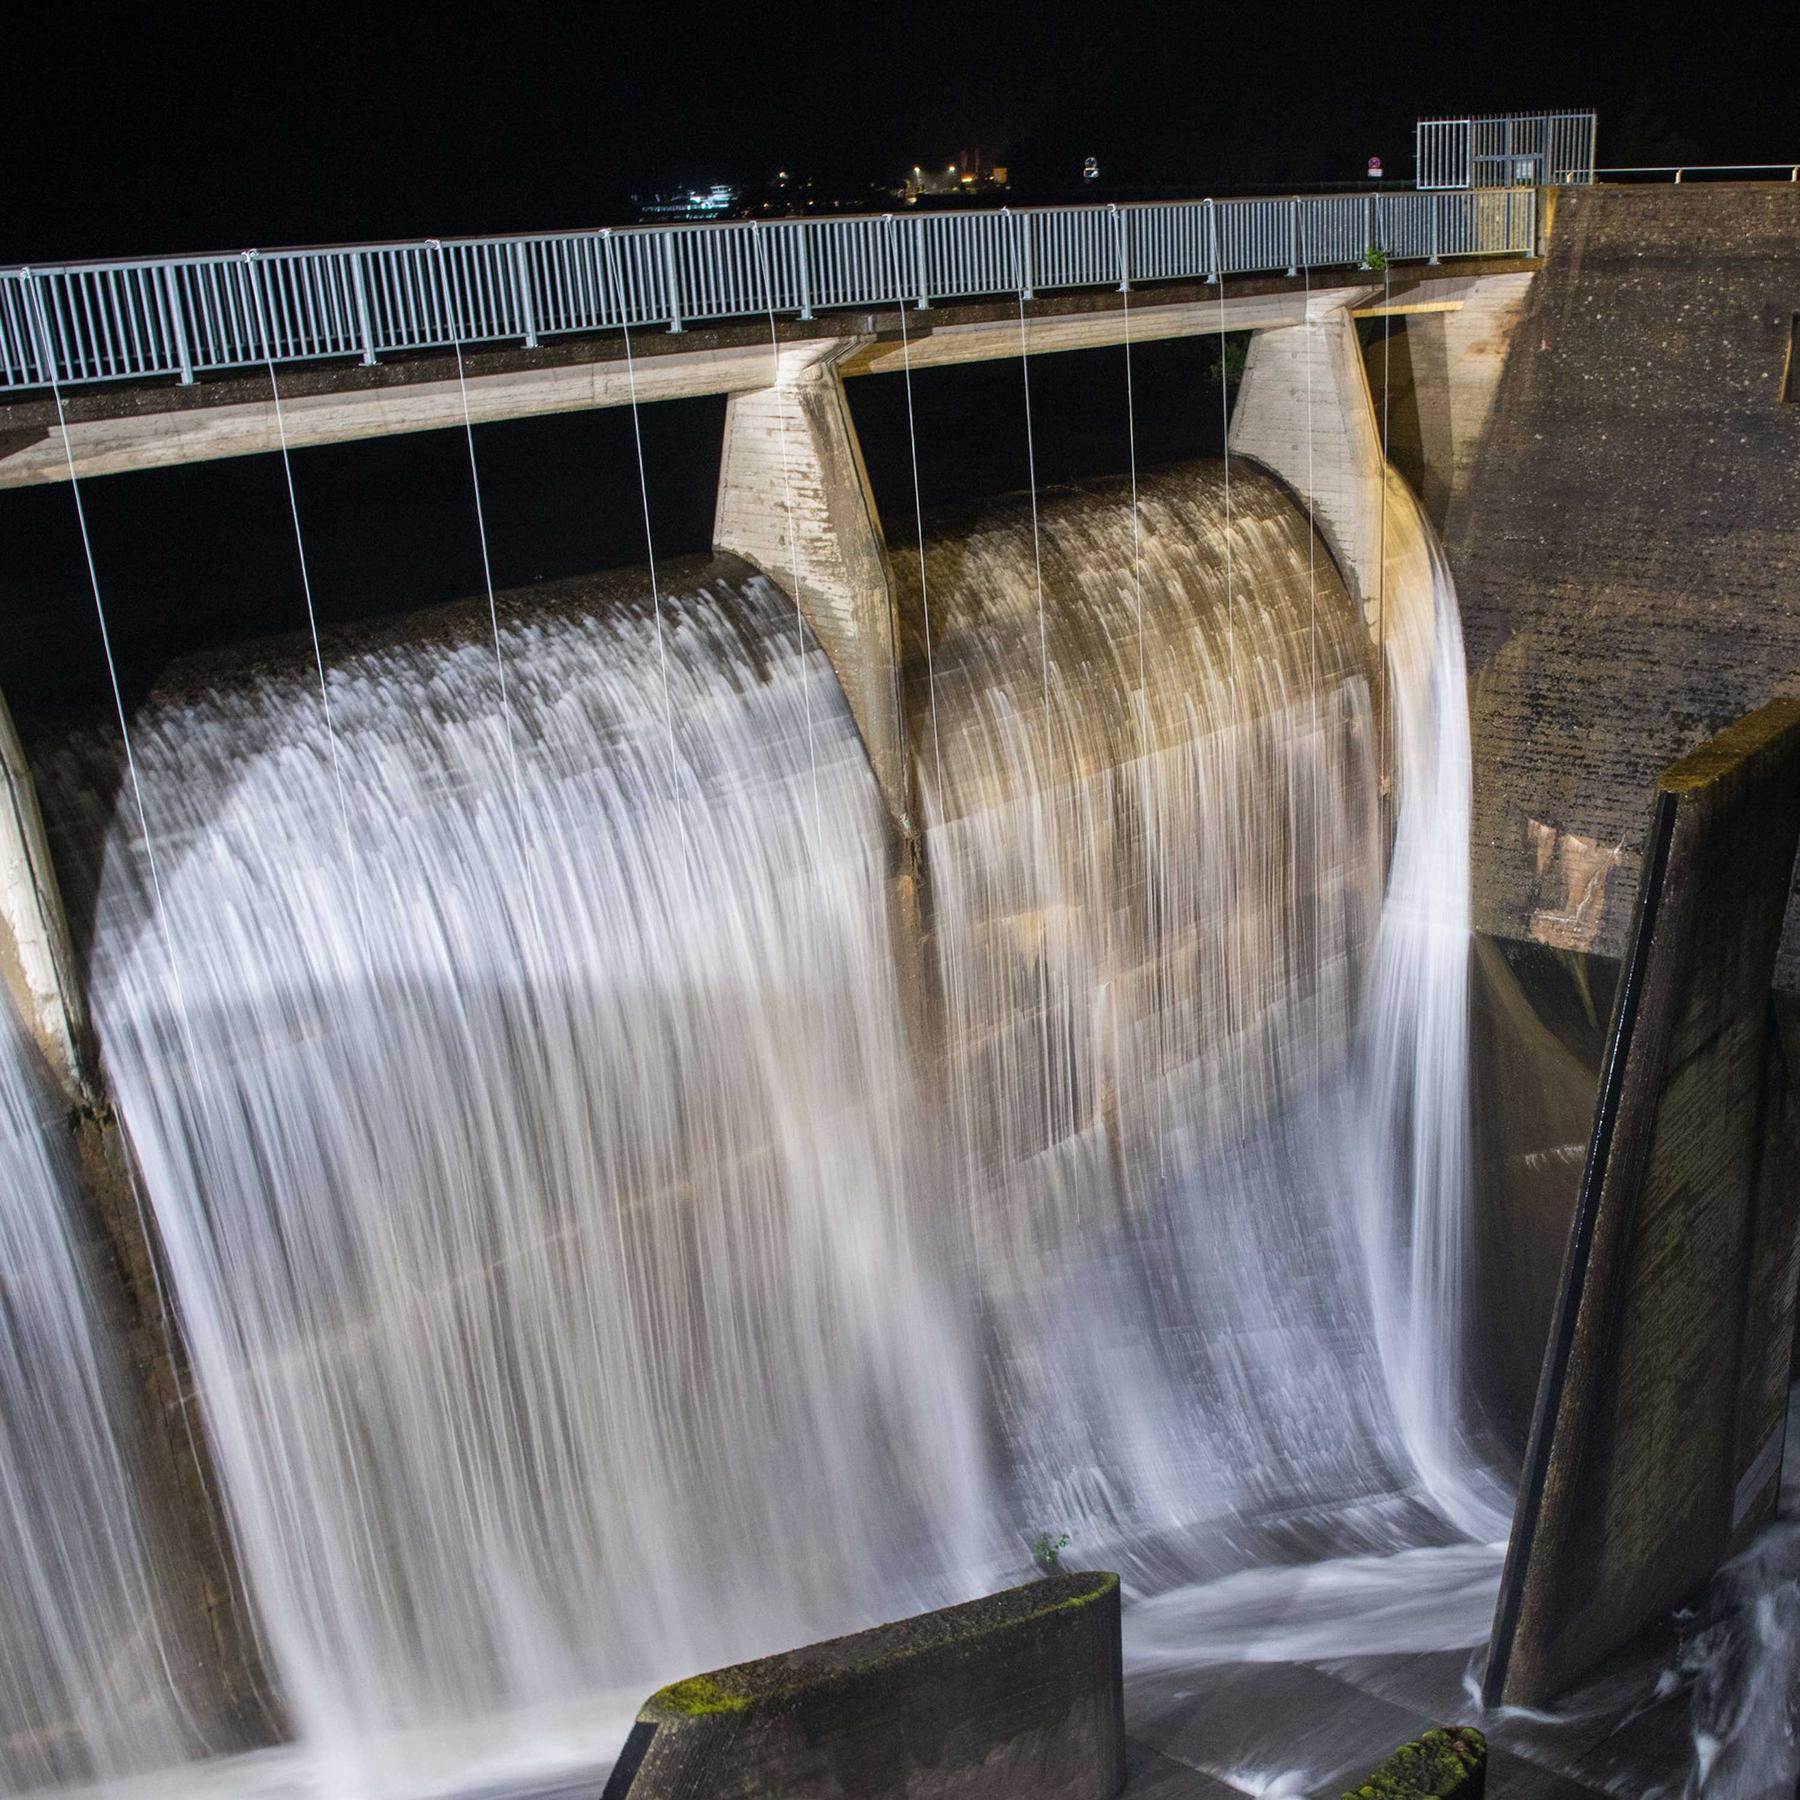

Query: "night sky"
(3, 3), (1792, 722)
(9, 2), (1792, 260)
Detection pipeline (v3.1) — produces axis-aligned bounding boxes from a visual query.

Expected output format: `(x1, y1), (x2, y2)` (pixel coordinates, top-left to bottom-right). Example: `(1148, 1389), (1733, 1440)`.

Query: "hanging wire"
(1378, 200), (1393, 799)
(1217, 257), (1236, 730)
(244, 253), (370, 944)
(1301, 213), (1324, 1081)
(886, 216), (943, 804)
(1006, 209), (1060, 1138)
(750, 221), (821, 836)
(423, 238), (562, 993)
(601, 230), (689, 863)
(1115, 207), (1165, 1172)
(20, 270), (231, 1648)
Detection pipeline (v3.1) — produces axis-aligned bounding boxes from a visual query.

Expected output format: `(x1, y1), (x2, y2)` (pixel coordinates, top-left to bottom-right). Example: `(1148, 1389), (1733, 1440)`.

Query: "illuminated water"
(21, 458), (1765, 1796)
(0, 1011), (194, 1792)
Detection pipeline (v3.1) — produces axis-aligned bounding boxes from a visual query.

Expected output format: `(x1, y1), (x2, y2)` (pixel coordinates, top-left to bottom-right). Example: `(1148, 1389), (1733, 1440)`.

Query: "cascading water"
(0, 1010), (194, 1794)
(33, 459), (1513, 1795)
(40, 566), (992, 1795)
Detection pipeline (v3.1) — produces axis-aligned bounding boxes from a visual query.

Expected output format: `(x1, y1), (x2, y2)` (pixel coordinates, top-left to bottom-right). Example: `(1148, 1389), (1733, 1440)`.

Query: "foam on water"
(0, 1011), (195, 1793)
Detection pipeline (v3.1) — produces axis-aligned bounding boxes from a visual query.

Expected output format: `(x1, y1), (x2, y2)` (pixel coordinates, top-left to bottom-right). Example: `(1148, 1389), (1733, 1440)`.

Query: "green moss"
(644, 1572), (1120, 1725)
(653, 1675), (751, 1716)
(1341, 1726), (1486, 1799)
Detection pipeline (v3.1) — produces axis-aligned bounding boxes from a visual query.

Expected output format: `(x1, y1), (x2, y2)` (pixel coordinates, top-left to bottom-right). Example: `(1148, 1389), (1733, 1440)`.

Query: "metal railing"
(1416, 112), (1596, 190)
(1595, 164), (1799, 184)
(0, 188), (1536, 394)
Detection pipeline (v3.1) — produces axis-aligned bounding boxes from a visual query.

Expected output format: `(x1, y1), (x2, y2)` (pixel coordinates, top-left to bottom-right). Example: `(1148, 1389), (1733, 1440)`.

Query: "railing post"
(1429, 195), (1441, 265)
(1017, 210), (1034, 300)
(21, 271), (54, 389)
(510, 241), (539, 349)
(1205, 197), (1219, 283)
(795, 224), (814, 321)
(242, 249), (272, 366)
(162, 263), (195, 384)
(913, 215), (929, 310)
(350, 253), (377, 366)
(1112, 204), (1129, 293)
(1286, 197), (1298, 277)
(660, 231), (683, 333)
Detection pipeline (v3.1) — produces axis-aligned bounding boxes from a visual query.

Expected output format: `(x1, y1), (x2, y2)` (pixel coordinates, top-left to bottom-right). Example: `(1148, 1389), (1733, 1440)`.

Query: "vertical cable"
(20, 271), (228, 1647)
(425, 239), (559, 1008)
(1007, 210), (1058, 1139)
(245, 253), (370, 943)
(601, 231), (688, 864)
(887, 217), (943, 803)
(1378, 224), (1393, 799)
(1116, 210), (1163, 1171)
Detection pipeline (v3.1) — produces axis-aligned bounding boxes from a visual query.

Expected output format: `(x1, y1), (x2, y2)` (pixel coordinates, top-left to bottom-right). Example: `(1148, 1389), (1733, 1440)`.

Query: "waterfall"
(32, 460), (1505, 1793)
(0, 1011), (194, 1794)
(40, 566), (992, 1794)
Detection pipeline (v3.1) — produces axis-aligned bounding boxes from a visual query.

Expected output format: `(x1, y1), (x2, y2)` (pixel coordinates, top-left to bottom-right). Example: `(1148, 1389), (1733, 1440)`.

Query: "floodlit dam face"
(10, 458), (1492, 1795)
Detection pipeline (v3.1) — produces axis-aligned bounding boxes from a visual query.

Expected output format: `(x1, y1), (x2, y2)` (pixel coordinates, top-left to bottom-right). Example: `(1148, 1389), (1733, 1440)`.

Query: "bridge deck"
(0, 259), (1538, 489)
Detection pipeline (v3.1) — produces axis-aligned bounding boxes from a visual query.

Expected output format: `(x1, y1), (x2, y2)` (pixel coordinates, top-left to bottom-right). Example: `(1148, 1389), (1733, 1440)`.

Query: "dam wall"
(1437, 184), (1800, 989)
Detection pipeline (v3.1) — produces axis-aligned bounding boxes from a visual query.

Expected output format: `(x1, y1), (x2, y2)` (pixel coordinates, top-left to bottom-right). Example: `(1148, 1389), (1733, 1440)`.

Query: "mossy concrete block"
(602, 1571), (1124, 1799)
(1341, 1725), (1486, 1799)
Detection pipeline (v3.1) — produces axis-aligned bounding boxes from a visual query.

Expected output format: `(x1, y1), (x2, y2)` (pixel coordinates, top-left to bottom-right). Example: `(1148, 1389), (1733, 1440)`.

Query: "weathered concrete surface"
(1485, 699), (1800, 1707)
(602, 1571), (1124, 1800)
(0, 689), (92, 1098)
(1368, 273), (1535, 535)
(715, 339), (913, 831)
(1446, 185), (1800, 990)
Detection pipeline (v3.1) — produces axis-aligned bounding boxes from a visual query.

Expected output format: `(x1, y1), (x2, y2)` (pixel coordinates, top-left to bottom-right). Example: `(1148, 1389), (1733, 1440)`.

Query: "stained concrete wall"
(1486, 700), (1800, 1707)
(1445, 185), (1800, 990)
(603, 1572), (1124, 1800)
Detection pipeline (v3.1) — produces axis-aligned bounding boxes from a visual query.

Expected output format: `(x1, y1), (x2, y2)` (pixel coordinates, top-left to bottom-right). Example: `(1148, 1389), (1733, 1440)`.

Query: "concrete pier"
(1486, 698), (1800, 1707)
(714, 339), (912, 833)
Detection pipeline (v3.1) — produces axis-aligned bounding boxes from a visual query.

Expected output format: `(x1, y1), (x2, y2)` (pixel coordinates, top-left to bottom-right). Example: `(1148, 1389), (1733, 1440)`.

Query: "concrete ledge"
(602, 1571), (1124, 1800)
(1342, 1726), (1486, 1799)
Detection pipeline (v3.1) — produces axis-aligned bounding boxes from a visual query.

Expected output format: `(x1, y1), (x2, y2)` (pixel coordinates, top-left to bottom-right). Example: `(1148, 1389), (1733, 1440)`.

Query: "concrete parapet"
(602, 1572), (1124, 1800)
(1486, 698), (1800, 1706)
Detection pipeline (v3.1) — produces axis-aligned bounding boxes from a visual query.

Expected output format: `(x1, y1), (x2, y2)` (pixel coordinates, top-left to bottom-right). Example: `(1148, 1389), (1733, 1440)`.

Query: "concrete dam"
(0, 178), (1796, 1798)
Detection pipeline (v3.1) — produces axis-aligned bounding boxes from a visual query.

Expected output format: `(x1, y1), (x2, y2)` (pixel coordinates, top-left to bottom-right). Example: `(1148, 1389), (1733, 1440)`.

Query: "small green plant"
(1360, 244), (1389, 271)
(1030, 1530), (1070, 1572)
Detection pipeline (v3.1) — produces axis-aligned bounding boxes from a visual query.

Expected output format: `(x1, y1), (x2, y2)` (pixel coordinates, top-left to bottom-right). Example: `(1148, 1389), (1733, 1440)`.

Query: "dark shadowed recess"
(0, 397), (726, 729)
(848, 333), (1244, 533)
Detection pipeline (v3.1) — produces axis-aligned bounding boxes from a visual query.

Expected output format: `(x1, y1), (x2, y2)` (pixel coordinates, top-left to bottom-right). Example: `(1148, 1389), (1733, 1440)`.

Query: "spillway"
(26, 458), (1502, 1794)
(0, 1010), (195, 1793)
